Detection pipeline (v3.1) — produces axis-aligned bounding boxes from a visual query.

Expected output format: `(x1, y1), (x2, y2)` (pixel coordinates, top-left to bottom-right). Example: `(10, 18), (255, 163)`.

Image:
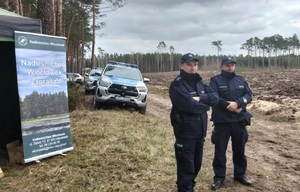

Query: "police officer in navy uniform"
(209, 57), (253, 190)
(169, 53), (219, 192)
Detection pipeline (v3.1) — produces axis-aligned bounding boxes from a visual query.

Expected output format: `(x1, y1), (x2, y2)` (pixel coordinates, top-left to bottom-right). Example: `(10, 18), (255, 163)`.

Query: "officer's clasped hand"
(226, 101), (238, 112)
(235, 108), (242, 113)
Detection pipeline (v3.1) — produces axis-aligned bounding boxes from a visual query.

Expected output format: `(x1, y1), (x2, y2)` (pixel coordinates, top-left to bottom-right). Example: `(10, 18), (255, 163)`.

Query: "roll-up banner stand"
(14, 31), (73, 163)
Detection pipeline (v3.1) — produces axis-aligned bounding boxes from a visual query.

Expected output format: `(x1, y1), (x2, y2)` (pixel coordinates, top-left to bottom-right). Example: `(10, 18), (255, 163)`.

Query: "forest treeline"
(20, 91), (68, 119)
(92, 49), (300, 73)
(1, 0), (300, 74)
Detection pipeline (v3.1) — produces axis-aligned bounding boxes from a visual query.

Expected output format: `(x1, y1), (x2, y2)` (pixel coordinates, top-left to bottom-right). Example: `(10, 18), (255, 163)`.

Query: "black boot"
(211, 180), (223, 190)
(234, 177), (252, 186)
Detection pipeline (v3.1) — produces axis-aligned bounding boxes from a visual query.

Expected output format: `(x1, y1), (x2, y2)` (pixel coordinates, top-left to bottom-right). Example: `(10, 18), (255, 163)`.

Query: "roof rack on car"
(108, 60), (138, 68)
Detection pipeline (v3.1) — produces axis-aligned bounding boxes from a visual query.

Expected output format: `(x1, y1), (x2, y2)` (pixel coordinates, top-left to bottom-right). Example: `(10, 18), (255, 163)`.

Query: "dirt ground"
(144, 69), (300, 192)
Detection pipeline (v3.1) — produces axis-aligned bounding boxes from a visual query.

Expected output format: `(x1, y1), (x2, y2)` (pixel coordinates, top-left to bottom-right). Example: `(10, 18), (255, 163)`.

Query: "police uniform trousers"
(175, 136), (205, 192)
(211, 122), (248, 181)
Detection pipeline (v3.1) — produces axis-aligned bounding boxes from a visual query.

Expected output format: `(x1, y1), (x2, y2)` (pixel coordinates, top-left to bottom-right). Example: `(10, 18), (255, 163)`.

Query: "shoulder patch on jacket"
(235, 74), (245, 79)
(175, 76), (182, 81)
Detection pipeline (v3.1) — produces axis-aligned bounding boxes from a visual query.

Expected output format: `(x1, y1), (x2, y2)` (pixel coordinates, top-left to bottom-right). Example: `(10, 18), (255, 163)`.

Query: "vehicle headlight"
(137, 86), (147, 92)
(99, 80), (111, 87)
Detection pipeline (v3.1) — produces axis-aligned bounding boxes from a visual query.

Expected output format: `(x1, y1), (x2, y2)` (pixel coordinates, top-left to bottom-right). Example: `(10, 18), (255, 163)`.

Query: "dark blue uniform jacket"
(209, 70), (253, 123)
(169, 70), (219, 138)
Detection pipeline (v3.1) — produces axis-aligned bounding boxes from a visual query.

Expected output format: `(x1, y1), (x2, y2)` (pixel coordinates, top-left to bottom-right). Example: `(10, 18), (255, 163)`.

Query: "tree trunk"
(3, 0), (9, 10)
(26, 2), (32, 17)
(15, 0), (19, 14)
(76, 41), (79, 72)
(53, 0), (57, 34)
(91, 0), (96, 69)
(55, 0), (63, 36)
(19, 0), (23, 15)
(81, 22), (85, 72)
(170, 54), (173, 71)
(37, 0), (54, 35)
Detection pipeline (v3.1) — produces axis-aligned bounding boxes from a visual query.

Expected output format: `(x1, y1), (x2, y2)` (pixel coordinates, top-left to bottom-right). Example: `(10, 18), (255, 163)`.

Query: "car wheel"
(137, 105), (147, 114)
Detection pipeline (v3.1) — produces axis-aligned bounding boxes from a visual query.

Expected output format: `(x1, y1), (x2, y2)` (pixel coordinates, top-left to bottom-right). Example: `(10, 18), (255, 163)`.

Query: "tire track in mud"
(146, 92), (172, 121)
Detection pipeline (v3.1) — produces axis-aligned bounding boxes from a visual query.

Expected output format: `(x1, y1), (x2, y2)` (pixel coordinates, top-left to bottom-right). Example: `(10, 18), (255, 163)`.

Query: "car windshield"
(67, 73), (76, 78)
(104, 66), (142, 81)
(90, 68), (103, 76)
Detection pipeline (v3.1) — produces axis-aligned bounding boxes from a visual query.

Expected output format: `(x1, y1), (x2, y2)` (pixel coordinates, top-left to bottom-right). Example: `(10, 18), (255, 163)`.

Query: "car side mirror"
(143, 78), (150, 83)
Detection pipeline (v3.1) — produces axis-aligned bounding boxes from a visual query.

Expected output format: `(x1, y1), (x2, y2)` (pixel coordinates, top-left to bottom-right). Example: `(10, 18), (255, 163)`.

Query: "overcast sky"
(95, 0), (300, 56)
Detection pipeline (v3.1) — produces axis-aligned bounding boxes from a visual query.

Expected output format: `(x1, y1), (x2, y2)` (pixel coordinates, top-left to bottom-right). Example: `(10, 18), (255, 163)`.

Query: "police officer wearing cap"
(209, 57), (253, 190)
(169, 53), (219, 192)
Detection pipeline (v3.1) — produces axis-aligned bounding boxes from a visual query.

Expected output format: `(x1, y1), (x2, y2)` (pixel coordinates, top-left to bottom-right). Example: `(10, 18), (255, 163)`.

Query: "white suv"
(85, 67), (103, 94)
(93, 61), (149, 114)
(67, 73), (84, 85)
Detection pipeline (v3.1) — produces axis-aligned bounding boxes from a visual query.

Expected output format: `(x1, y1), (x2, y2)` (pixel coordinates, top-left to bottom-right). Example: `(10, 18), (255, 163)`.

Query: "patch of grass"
(148, 85), (169, 98)
(0, 107), (178, 191)
(249, 108), (295, 123)
(269, 114), (296, 122)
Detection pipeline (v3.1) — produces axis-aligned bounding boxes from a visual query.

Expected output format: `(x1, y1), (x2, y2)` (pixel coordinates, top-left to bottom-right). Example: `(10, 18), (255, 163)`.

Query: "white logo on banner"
(18, 36), (28, 46)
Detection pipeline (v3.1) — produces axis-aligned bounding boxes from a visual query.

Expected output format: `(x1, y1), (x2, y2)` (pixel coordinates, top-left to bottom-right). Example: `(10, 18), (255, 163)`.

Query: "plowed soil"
(144, 69), (300, 192)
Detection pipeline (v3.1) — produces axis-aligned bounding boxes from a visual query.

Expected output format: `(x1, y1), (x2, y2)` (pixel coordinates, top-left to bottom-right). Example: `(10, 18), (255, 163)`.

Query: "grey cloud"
(96, 0), (300, 54)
